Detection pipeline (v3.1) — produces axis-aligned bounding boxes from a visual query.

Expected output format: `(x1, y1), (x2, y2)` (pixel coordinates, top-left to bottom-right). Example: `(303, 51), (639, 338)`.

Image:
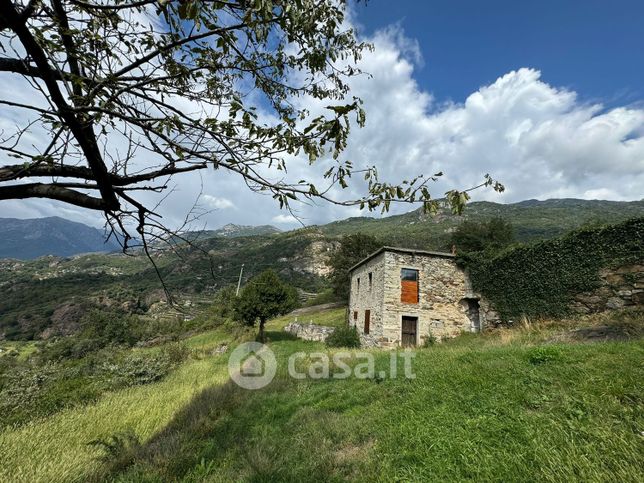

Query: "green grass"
(0, 352), (231, 482)
(1, 310), (642, 482)
(0, 341), (38, 360)
(269, 306), (348, 331)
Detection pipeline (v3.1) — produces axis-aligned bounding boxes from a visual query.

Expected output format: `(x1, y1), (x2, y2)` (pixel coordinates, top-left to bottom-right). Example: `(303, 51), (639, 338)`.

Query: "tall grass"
(1, 310), (642, 482)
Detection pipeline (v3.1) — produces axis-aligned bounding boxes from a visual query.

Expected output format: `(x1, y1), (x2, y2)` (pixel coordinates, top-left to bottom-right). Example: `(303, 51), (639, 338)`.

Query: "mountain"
(0, 217), (120, 260)
(196, 223), (282, 238)
(313, 198), (644, 249)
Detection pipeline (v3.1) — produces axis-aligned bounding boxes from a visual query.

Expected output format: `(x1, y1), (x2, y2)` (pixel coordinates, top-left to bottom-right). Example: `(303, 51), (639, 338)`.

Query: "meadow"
(0, 310), (642, 482)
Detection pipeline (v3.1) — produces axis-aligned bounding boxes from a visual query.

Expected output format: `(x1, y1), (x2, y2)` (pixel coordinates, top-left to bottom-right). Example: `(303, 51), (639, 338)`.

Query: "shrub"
(451, 217), (515, 254)
(422, 331), (437, 347)
(325, 325), (361, 348)
(160, 343), (191, 365)
(527, 346), (562, 365)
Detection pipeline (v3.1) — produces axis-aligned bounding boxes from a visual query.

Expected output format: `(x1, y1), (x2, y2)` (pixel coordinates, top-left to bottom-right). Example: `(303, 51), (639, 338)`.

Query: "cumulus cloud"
(1, 20), (642, 231)
(271, 214), (299, 225)
(202, 195), (235, 210)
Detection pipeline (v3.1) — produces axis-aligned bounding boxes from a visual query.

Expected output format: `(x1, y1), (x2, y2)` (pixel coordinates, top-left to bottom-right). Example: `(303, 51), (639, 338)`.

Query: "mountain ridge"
(2, 198), (643, 259)
(0, 216), (121, 260)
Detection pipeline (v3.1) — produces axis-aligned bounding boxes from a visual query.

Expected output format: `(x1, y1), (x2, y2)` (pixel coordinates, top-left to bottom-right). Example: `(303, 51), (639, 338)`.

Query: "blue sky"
(355, 0), (643, 107)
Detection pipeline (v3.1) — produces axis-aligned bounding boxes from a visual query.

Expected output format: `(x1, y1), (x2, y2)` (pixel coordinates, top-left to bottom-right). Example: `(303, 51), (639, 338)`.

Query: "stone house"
(348, 246), (485, 348)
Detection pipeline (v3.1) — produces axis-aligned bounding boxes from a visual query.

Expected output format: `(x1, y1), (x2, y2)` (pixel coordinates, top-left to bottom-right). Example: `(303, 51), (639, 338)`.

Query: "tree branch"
(0, 182), (106, 210)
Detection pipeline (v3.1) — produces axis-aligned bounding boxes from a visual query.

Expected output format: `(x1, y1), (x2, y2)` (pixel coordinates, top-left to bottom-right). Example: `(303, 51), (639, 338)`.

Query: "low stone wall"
(284, 322), (335, 342)
(571, 264), (643, 314)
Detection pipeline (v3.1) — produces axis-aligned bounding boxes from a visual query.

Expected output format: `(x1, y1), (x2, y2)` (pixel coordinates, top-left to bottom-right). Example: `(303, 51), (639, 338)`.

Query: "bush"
(325, 325), (361, 348)
(527, 346), (562, 365)
(451, 217), (515, 254)
(422, 331), (437, 347)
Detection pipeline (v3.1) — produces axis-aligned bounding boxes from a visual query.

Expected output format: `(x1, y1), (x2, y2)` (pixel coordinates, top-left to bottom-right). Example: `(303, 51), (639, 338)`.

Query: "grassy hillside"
(1, 308), (642, 482)
(2, 199), (642, 340)
(315, 198), (644, 249)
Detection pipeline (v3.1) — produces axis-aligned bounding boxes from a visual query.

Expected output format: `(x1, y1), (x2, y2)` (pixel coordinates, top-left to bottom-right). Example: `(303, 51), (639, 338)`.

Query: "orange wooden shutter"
(401, 280), (419, 303)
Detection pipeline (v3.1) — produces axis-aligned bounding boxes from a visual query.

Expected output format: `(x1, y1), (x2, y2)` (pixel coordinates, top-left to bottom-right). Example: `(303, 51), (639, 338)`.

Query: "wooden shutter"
(364, 310), (370, 334)
(353, 311), (358, 321)
(401, 280), (419, 303)
(401, 269), (419, 304)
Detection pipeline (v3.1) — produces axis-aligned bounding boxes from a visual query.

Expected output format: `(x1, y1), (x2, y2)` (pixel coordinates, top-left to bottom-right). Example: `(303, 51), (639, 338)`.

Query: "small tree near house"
(329, 234), (383, 300)
(237, 270), (298, 342)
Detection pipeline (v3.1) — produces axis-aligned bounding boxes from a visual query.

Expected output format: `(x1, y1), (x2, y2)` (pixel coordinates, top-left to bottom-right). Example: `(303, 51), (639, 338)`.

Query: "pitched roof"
(348, 246), (455, 273)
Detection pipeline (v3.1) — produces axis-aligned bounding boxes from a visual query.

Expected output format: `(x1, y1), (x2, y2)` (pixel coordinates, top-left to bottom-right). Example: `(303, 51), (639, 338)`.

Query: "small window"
(368, 272), (373, 290)
(357, 277), (360, 291)
(401, 268), (418, 281)
(353, 311), (358, 321)
(364, 310), (371, 334)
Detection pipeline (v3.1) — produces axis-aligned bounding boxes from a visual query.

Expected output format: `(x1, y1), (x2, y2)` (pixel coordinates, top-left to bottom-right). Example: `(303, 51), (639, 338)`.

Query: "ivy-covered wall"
(462, 218), (644, 321)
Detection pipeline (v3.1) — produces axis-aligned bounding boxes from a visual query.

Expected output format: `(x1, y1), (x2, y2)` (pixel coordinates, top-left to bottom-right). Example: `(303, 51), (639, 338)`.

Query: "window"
(364, 310), (371, 334)
(353, 311), (358, 321)
(368, 272), (373, 290)
(357, 277), (360, 291)
(401, 268), (419, 304)
(401, 268), (418, 281)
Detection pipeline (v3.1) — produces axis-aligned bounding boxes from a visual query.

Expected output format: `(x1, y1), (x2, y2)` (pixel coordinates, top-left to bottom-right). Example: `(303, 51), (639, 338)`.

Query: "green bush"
(527, 346), (562, 365)
(325, 325), (361, 348)
(0, 343), (188, 428)
(422, 331), (437, 347)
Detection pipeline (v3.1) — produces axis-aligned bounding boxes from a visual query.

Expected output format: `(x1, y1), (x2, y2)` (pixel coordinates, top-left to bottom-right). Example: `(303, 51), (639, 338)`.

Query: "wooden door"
(364, 310), (370, 334)
(401, 316), (417, 347)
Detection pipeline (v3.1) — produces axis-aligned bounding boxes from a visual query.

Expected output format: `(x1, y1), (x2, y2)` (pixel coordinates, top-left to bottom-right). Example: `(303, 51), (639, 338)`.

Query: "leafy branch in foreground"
(0, 1), (503, 303)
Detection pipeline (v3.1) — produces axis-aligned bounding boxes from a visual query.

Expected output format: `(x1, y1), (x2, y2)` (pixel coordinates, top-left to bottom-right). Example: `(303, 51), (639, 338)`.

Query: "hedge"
(461, 217), (644, 320)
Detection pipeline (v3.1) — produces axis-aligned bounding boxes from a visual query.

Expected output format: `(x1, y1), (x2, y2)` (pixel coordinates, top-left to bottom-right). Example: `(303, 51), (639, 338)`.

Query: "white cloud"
(202, 195), (235, 210)
(271, 214), (299, 225)
(1, 19), (642, 231)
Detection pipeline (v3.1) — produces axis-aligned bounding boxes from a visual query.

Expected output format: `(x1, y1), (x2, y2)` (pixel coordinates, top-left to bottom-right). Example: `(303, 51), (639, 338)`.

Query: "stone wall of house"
(379, 252), (476, 347)
(571, 263), (644, 314)
(348, 252), (386, 345)
(283, 322), (335, 342)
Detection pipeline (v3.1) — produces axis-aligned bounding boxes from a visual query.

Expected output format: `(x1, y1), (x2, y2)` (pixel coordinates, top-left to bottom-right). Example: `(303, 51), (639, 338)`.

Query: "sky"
(1, 0), (643, 230)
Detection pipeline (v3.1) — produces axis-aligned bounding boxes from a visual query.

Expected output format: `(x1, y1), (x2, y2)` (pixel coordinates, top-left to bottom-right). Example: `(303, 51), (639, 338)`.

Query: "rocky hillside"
(0, 217), (120, 259)
(0, 231), (335, 340)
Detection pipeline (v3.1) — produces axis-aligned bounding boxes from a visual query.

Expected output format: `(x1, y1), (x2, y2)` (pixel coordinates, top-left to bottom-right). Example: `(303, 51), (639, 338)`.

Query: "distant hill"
(0, 217), (120, 260)
(313, 198), (644, 249)
(196, 223), (282, 238)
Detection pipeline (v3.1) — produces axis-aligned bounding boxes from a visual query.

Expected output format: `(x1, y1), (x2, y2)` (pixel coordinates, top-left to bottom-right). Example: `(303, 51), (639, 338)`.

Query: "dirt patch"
(290, 302), (345, 316)
(548, 323), (643, 343)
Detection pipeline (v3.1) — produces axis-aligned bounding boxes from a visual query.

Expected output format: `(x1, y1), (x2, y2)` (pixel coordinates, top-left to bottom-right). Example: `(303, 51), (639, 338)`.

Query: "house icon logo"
(228, 342), (277, 390)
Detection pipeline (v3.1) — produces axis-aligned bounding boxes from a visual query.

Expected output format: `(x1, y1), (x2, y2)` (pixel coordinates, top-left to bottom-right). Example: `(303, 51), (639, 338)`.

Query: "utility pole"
(236, 263), (245, 296)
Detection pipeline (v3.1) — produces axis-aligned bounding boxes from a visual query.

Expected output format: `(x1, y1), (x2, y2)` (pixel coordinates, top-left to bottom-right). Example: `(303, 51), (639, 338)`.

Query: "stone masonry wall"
(348, 252), (386, 347)
(380, 252), (475, 347)
(571, 263), (644, 314)
(284, 322), (335, 342)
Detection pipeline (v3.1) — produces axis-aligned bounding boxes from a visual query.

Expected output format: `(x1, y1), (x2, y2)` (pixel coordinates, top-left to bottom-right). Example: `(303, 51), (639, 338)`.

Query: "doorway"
(401, 316), (418, 347)
(461, 298), (481, 332)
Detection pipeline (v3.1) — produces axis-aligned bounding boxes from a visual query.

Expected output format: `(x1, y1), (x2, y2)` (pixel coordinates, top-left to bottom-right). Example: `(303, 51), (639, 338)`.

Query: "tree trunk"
(259, 318), (266, 343)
